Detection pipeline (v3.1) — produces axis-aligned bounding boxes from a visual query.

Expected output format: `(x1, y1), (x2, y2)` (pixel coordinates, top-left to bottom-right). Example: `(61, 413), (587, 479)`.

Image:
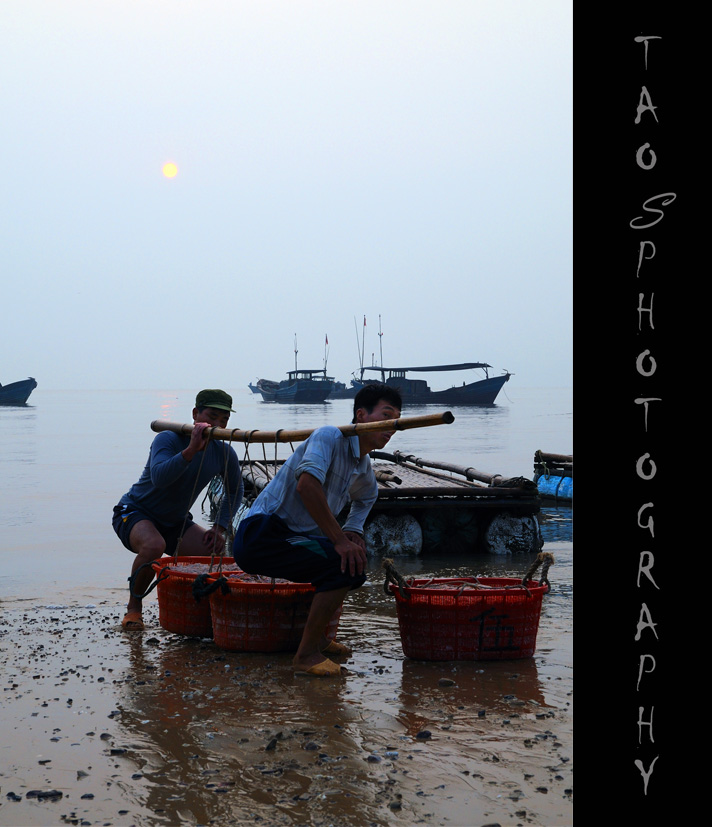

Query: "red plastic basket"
(152, 556), (239, 638)
(209, 575), (341, 652)
(389, 576), (548, 661)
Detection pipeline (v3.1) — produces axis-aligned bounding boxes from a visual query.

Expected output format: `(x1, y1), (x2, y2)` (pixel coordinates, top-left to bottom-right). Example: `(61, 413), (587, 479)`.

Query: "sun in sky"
(162, 162), (178, 179)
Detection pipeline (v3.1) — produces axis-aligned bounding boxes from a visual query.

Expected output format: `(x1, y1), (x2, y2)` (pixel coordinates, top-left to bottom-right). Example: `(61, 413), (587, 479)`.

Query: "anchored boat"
(255, 369), (335, 403)
(353, 363), (511, 406)
(255, 335), (337, 404)
(0, 377), (37, 405)
(334, 317), (511, 404)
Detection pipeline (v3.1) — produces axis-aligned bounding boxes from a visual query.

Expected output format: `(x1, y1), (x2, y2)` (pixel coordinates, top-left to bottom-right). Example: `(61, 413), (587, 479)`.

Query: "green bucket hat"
(195, 389), (234, 412)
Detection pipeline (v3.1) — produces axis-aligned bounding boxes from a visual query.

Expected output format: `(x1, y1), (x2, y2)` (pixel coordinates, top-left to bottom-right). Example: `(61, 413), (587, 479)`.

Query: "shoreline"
(1, 588), (572, 827)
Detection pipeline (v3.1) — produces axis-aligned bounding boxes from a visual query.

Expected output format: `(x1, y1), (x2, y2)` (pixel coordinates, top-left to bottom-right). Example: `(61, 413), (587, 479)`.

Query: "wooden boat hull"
(257, 379), (333, 404)
(0, 377), (37, 405)
(328, 381), (358, 400)
(353, 372), (510, 405)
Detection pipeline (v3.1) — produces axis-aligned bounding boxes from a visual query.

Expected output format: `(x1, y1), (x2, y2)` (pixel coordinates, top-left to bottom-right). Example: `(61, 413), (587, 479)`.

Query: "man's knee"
(129, 524), (166, 561)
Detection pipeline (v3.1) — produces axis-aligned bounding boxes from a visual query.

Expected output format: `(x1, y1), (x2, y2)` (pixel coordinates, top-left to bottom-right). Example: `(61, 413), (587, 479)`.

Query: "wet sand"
(0, 583), (572, 827)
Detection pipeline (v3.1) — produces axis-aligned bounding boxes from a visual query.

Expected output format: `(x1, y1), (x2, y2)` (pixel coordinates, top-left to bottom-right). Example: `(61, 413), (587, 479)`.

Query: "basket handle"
(522, 551), (554, 590)
(127, 561), (170, 600)
(192, 573), (230, 603)
(381, 558), (410, 599)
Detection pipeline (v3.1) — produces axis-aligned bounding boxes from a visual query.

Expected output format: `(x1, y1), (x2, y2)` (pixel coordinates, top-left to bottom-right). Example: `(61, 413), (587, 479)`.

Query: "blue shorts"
(234, 513), (367, 593)
(112, 502), (196, 555)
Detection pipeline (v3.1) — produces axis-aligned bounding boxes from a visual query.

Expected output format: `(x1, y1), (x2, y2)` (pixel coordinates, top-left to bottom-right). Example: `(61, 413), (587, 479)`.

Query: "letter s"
(630, 192), (677, 230)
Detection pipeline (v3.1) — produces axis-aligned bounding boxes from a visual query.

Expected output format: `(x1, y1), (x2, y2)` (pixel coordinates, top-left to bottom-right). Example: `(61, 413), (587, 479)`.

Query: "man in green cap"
(112, 389), (243, 631)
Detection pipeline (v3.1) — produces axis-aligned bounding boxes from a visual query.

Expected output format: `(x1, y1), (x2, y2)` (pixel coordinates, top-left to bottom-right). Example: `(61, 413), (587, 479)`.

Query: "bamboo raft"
(227, 449), (541, 557)
(158, 411), (544, 556)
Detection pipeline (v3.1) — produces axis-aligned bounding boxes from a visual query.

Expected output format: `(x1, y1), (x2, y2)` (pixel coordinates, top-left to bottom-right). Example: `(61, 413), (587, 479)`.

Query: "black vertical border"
(580, 7), (688, 816)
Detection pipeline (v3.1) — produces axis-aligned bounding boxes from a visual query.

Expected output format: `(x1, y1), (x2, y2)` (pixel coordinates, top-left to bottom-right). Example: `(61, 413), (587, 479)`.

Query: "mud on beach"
(0, 582), (572, 827)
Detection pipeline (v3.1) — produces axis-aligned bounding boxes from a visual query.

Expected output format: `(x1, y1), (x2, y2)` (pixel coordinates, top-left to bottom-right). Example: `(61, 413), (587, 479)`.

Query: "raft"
(228, 450), (543, 556)
(533, 450), (573, 503)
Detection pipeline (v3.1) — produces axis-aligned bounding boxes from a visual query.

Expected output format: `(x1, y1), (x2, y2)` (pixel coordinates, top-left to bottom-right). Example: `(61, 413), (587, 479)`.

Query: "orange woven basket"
(389, 576), (548, 661)
(151, 556), (238, 638)
(209, 575), (341, 652)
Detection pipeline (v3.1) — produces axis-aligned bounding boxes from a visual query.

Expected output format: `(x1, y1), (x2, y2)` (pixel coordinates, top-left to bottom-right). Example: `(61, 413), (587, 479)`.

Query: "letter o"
(636, 142), (657, 170)
(636, 349), (657, 377)
(637, 453), (657, 480)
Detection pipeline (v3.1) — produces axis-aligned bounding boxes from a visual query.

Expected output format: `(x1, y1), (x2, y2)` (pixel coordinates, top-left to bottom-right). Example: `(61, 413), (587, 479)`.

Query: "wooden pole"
(150, 411), (455, 444)
(381, 449), (501, 485)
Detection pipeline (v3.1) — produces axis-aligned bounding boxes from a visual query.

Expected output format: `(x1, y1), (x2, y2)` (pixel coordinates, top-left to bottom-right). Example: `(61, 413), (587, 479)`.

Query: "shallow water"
(0, 386), (571, 601)
(0, 387), (572, 826)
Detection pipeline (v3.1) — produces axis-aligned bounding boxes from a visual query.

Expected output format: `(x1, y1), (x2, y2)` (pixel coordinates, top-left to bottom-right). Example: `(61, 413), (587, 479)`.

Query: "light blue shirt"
(248, 425), (377, 535)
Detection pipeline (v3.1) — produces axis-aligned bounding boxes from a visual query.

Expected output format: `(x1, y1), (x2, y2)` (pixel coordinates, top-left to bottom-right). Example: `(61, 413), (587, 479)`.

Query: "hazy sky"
(2, 1), (572, 392)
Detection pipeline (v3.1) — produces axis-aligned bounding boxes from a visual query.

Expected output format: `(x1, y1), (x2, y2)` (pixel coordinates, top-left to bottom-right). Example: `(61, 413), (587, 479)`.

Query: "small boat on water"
(333, 316), (511, 405)
(255, 335), (337, 404)
(0, 377), (37, 406)
(353, 363), (511, 406)
(255, 369), (334, 404)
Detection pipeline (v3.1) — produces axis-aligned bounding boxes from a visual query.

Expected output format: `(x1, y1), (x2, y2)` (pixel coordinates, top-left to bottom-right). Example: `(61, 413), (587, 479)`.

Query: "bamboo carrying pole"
(150, 411), (455, 444)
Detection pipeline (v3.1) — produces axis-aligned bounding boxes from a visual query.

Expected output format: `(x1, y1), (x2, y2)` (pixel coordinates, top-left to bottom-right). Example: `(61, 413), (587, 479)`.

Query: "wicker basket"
(152, 556), (238, 638)
(389, 576), (547, 661)
(209, 575), (341, 652)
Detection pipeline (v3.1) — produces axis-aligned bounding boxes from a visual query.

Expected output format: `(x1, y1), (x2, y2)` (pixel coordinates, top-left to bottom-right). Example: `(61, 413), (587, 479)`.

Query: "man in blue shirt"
(235, 383), (402, 676)
(113, 389), (243, 631)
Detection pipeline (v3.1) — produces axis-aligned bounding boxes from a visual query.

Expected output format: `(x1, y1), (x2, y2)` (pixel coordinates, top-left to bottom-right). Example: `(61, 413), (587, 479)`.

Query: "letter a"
(635, 603), (659, 641)
(635, 86), (659, 124)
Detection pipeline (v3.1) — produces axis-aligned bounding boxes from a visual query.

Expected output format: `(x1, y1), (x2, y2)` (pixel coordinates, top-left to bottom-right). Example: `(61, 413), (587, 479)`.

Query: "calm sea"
(0, 386), (572, 603)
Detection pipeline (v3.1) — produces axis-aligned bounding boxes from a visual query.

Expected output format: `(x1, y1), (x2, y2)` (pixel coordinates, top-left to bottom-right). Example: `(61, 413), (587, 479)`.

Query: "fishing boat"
(327, 379), (359, 400)
(342, 316), (510, 405)
(255, 335), (338, 404)
(353, 363), (511, 405)
(0, 377), (37, 405)
(247, 380), (261, 394)
(255, 369), (335, 404)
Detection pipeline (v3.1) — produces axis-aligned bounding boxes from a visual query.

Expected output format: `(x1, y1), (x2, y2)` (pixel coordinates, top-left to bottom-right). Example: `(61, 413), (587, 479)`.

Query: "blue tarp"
(536, 475), (572, 502)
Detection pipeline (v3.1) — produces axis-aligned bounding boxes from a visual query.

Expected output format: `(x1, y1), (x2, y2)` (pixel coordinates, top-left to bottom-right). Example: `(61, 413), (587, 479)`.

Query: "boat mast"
(294, 333), (298, 372)
(378, 315), (385, 382)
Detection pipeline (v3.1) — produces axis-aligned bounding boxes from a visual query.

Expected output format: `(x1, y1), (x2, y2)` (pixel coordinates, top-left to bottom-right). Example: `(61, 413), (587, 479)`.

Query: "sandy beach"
(0, 578), (572, 827)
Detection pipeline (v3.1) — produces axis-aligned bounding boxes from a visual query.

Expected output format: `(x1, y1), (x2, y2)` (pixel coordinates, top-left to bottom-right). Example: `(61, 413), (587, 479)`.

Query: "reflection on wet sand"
(109, 564), (571, 826)
(0, 543), (571, 826)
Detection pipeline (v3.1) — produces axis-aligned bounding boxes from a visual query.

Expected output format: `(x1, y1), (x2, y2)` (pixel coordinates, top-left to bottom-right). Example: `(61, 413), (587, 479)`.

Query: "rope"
(522, 551), (555, 589)
(192, 573), (230, 602)
(173, 435), (211, 559)
(491, 475), (538, 492)
(534, 449), (551, 480)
